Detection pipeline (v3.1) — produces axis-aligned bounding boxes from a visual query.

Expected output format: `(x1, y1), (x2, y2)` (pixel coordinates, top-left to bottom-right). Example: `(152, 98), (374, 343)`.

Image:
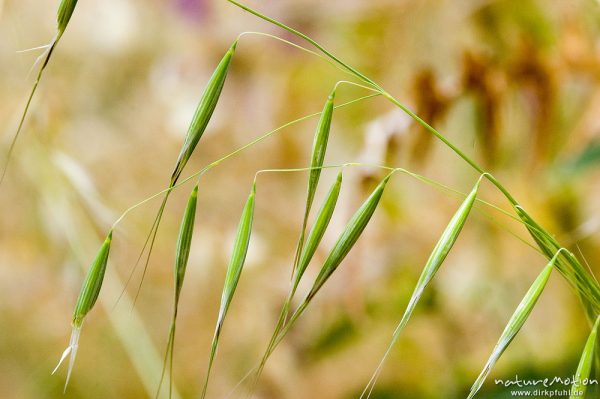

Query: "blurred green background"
(1, 0), (600, 398)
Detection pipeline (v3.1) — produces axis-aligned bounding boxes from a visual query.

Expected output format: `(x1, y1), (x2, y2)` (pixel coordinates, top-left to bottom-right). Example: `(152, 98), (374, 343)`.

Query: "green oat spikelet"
(305, 173), (390, 301)
(201, 183), (255, 399)
(253, 173), (391, 385)
(293, 170), (342, 293)
(129, 41), (237, 302)
(515, 206), (600, 321)
(362, 177), (481, 399)
(57, 0), (79, 34)
(467, 251), (561, 399)
(156, 185), (198, 399)
(268, 173), (391, 356)
(171, 42), (237, 185)
(291, 90), (336, 280)
(53, 230), (113, 391)
(570, 315), (600, 399)
(253, 171), (343, 387)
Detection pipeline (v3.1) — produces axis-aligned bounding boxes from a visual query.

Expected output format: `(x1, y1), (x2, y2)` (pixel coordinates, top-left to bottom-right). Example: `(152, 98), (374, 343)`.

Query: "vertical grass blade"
(467, 251), (561, 399)
(291, 90), (336, 278)
(53, 230), (113, 391)
(570, 315), (600, 399)
(156, 185), (198, 399)
(361, 177), (481, 399)
(201, 183), (256, 399)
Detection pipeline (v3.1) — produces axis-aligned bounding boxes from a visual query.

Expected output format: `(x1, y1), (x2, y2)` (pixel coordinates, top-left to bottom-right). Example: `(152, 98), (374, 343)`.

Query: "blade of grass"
(570, 315), (600, 399)
(467, 250), (564, 399)
(361, 176), (482, 399)
(156, 186), (198, 399)
(201, 183), (256, 399)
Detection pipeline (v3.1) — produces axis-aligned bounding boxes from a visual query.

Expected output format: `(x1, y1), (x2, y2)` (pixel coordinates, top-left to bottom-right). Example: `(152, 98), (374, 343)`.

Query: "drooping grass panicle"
(53, 230), (113, 391)
(361, 176), (481, 399)
(570, 315), (600, 399)
(156, 185), (198, 399)
(201, 183), (256, 399)
(467, 250), (563, 399)
(224, 3), (600, 322)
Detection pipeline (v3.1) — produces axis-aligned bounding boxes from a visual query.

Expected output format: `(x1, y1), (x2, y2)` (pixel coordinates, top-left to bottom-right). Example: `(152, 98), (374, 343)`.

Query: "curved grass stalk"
(236, 32), (354, 79)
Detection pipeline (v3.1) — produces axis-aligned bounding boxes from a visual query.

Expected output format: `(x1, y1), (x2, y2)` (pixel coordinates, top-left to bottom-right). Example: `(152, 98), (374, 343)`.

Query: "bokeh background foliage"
(1, 0), (600, 398)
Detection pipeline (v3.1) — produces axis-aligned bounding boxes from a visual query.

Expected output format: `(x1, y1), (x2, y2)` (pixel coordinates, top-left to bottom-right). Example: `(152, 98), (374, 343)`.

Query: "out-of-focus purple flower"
(173, 0), (208, 22)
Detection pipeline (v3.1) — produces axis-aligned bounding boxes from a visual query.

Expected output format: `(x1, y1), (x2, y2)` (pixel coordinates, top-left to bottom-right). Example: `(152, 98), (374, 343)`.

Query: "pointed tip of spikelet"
(52, 325), (82, 392)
